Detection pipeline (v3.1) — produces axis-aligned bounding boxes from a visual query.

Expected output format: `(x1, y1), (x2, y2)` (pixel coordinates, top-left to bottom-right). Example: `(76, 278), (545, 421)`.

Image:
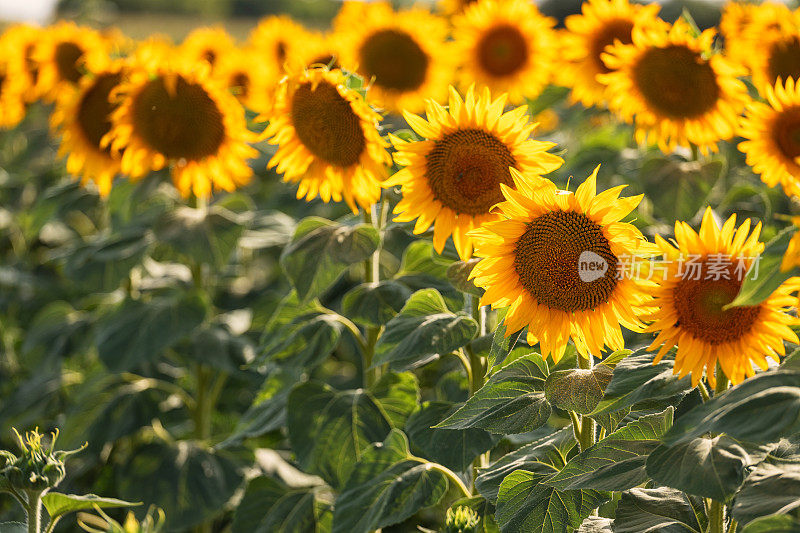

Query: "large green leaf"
(732, 463), (800, 525)
(590, 352), (692, 415)
(93, 292), (207, 372)
(260, 311), (344, 370)
(546, 407), (673, 491)
(231, 477), (327, 533)
(487, 308), (524, 369)
(342, 280), (412, 327)
(0, 523), (25, 533)
(406, 401), (495, 472)
(495, 470), (607, 533)
(645, 435), (752, 501)
(42, 493), (137, 525)
(186, 323), (254, 372)
(544, 352), (627, 414)
(155, 205), (245, 268)
(435, 353), (551, 434)
(369, 372), (420, 429)
(740, 514), (800, 533)
(332, 430), (449, 533)
(663, 370), (800, 445)
(21, 301), (90, 364)
(578, 517), (613, 532)
(613, 487), (706, 533)
(637, 157), (722, 223)
(280, 217), (379, 301)
(373, 289), (478, 371)
(62, 228), (153, 290)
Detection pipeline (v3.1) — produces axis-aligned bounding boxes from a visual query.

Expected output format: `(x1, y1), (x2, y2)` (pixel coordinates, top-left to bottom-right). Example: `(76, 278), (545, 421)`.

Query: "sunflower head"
(0, 24), (44, 102)
(263, 66), (391, 213)
(645, 207), (799, 387)
(600, 19), (749, 154)
(248, 15), (313, 84)
(0, 36), (29, 128)
(179, 27), (236, 68)
(214, 46), (273, 113)
(387, 85), (563, 260)
(469, 166), (654, 362)
(719, 1), (759, 68)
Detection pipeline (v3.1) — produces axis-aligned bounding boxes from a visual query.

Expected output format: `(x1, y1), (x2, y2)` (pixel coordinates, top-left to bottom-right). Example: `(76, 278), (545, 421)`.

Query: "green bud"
(443, 505), (480, 533)
(0, 428), (84, 492)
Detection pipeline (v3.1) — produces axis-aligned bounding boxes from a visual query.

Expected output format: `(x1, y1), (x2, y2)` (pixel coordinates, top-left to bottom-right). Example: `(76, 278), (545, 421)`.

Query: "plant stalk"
(576, 354), (596, 453)
(25, 490), (42, 533)
(362, 203), (382, 387)
(707, 499), (724, 533)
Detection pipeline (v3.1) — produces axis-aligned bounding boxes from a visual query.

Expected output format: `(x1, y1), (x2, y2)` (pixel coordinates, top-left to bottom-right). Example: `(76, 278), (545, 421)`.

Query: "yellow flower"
(286, 32), (343, 73)
(179, 27), (236, 68)
(437, 0), (479, 17)
(645, 208), (799, 387)
(748, 24), (800, 95)
(719, 1), (759, 70)
(247, 15), (312, 84)
(451, 0), (557, 104)
(106, 48), (257, 199)
(51, 60), (125, 196)
(214, 46), (273, 113)
(263, 67), (391, 213)
(739, 78), (800, 199)
(559, 0), (665, 108)
(781, 217), (800, 272)
(600, 19), (749, 154)
(387, 85), (563, 260)
(34, 22), (111, 102)
(0, 24), (43, 102)
(469, 166), (654, 362)
(334, 1), (454, 113)
(0, 37), (28, 128)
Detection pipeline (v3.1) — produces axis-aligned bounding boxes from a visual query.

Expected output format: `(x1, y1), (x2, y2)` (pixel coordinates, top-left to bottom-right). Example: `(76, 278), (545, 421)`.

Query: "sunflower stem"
(576, 354), (596, 454)
(467, 295), (489, 487)
(25, 490), (43, 533)
(714, 362), (729, 396)
(362, 203), (382, 387)
(697, 380), (711, 402)
(707, 499), (724, 533)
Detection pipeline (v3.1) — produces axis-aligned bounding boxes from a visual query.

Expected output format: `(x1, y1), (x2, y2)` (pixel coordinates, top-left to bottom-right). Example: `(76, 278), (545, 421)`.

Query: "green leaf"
(732, 463), (800, 526)
(526, 85), (570, 116)
(663, 370), (800, 445)
(446, 259), (482, 296)
(42, 493), (138, 523)
(495, 470), (607, 533)
(155, 205), (245, 268)
(332, 430), (449, 533)
(740, 514), (800, 533)
(727, 224), (800, 308)
(578, 517), (613, 532)
(487, 308), (524, 369)
(590, 351), (692, 416)
(544, 365), (613, 414)
(94, 292), (207, 372)
(546, 407), (674, 491)
(62, 228), (152, 290)
(21, 301), (90, 363)
(435, 353), (551, 434)
(373, 289), (478, 371)
(0, 523), (26, 533)
(342, 281), (412, 327)
(638, 157), (722, 223)
(613, 487), (706, 533)
(476, 428), (575, 503)
(369, 372), (420, 429)
(406, 401), (495, 472)
(231, 477), (327, 533)
(645, 434), (752, 501)
(260, 312), (344, 370)
(280, 217), (379, 301)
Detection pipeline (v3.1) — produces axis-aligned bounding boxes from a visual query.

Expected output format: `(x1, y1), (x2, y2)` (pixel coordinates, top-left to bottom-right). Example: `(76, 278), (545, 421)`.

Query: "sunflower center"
(132, 76), (226, 160)
(77, 72), (122, 153)
(477, 24), (528, 77)
(24, 43), (39, 83)
(55, 41), (84, 84)
(514, 210), (618, 312)
(767, 36), (800, 86)
(672, 263), (761, 344)
(590, 18), (635, 74)
(632, 44), (720, 119)
(425, 129), (517, 215)
(276, 41), (287, 65)
(359, 29), (429, 92)
(202, 49), (217, 65)
(231, 73), (250, 98)
(772, 107), (800, 161)
(290, 80), (366, 167)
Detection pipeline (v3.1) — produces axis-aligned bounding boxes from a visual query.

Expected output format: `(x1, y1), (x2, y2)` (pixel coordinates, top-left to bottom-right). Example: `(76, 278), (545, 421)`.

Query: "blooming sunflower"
(560, 0), (664, 108)
(0, 41), (28, 128)
(438, 0), (479, 17)
(386, 85), (563, 260)
(719, 1), (759, 69)
(469, 166), (654, 362)
(0, 24), (43, 102)
(214, 47), (273, 113)
(247, 15), (312, 84)
(748, 24), (800, 95)
(105, 52), (257, 199)
(51, 61), (125, 196)
(738, 78), (800, 199)
(34, 22), (110, 102)
(287, 32), (343, 72)
(781, 217), (800, 272)
(600, 19), (749, 154)
(645, 207), (799, 387)
(263, 67), (391, 213)
(179, 27), (236, 68)
(451, 0), (558, 104)
(334, 1), (454, 113)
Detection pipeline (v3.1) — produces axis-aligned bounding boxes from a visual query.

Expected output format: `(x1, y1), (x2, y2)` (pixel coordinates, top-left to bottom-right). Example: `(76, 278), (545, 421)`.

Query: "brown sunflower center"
(632, 44), (720, 119)
(672, 263), (761, 344)
(590, 18), (635, 74)
(767, 36), (800, 86)
(202, 49), (217, 65)
(231, 73), (250, 98)
(514, 210), (618, 312)
(290, 80), (366, 167)
(132, 76), (226, 160)
(77, 72), (122, 153)
(477, 24), (528, 77)
(425, 129), (517, 215)
(277, 41), (288, 65)
(24, 43), (39, 83)
(359, 29), (429, 92)
(772, 107), (800, 161)
(55, 41), (84, 84)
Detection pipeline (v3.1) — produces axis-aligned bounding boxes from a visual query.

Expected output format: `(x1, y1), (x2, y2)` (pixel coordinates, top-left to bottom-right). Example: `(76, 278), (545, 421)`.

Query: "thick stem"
(707, 499), (724, 533)
(26, 490), (42, 533)
(362, 204), (382, 387)
(697, 380), (711, 402)
(576, 354), (596, 454)
(427, 462), (471, 498)
(194, 364), (212, 441)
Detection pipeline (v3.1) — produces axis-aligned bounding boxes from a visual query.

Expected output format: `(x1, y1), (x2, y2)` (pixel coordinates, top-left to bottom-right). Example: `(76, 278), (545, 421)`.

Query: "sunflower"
(214, 46), (273, 113)
(386, 85), (563, 260)
(781, 217), (800, 272)
(0, 40), (28, 128)
(748, 25), (800, 95)
(263, 67), (391, 213)
(287, 32), (343, 72)
(334, 1), (454, 113)
(0, 24), (43, 101)
(179, 27), (236, 68)
(645, 207), (799, 387)
(719, 1), (759, 69)
(248, 15), (312, 84)
(560, 0), (664, 108)
(738, 78), (800, 199)
(468, 166), (654, 362)
(600, 19), (749, 154)
(34, 22), (110, 102)
(51, 60), (125, 196)
(438, 0), (479, 17)
(105, 52), (257, 199)
(451, 0), (557, 104)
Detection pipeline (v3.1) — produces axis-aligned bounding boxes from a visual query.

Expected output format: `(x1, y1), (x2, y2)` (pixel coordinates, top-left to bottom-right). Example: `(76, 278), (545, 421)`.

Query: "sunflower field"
(2, 0), (800, 532)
